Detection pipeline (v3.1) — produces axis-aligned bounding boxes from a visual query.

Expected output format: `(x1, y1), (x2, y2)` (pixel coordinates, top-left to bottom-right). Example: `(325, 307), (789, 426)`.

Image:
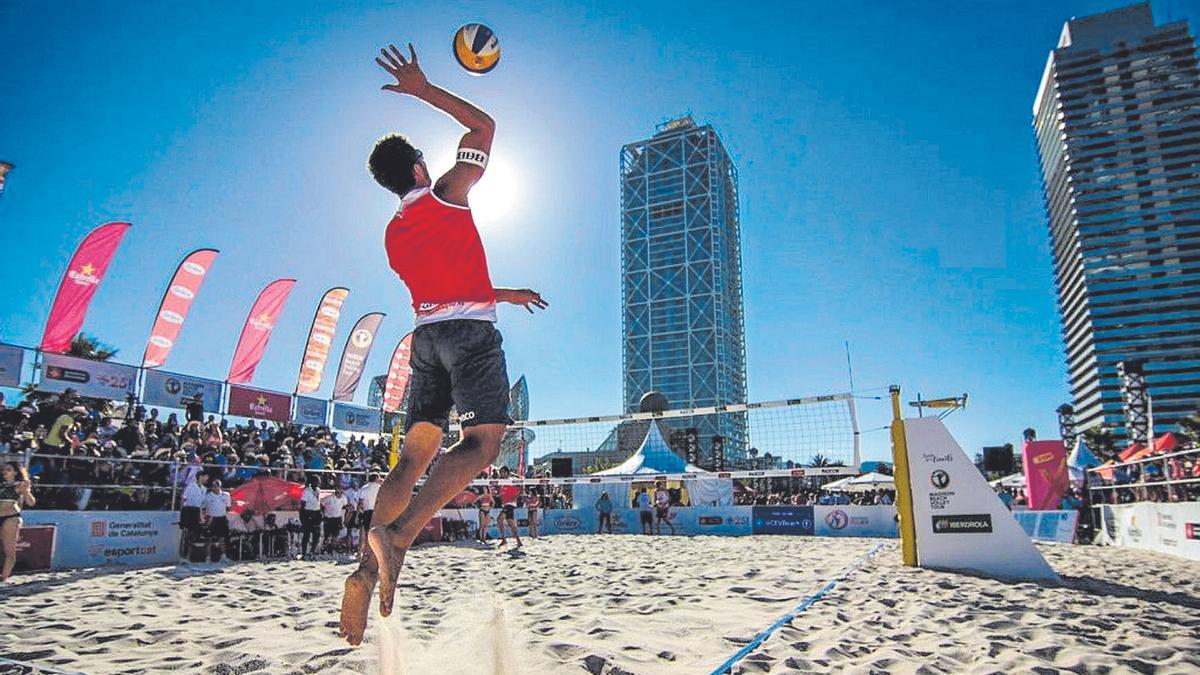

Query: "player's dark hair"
(368, 134), (423, 196)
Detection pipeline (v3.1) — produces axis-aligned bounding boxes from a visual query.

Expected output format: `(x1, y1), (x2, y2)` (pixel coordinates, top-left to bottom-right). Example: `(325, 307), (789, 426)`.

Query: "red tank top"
(384, 188), (496, 316)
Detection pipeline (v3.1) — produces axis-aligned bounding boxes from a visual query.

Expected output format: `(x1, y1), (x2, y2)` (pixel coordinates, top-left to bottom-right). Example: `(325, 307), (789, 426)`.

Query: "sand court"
(2, 535), (1199, 674)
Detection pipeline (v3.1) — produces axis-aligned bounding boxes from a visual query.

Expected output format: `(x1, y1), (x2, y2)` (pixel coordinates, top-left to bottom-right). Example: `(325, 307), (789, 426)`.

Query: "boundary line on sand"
(708, 541), (889, 675)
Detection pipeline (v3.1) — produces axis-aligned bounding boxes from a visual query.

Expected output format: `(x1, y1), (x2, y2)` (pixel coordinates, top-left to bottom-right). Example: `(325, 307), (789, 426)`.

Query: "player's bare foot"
(367, 525), (408, 618)
(338, 567), (376, 645)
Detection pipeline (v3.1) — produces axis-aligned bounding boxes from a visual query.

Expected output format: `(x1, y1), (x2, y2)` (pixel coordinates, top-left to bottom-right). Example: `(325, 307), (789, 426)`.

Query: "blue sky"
(2, 1), (1197, 462)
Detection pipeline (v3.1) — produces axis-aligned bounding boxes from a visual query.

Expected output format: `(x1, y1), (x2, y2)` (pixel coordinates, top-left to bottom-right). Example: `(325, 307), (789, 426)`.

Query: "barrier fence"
(1084, 446), (1200, 503)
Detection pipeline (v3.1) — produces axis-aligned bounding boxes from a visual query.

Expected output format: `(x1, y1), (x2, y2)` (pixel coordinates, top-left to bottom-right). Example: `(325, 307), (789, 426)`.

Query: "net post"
(889, 385), (918, 566)
(389, 425), (402, 469)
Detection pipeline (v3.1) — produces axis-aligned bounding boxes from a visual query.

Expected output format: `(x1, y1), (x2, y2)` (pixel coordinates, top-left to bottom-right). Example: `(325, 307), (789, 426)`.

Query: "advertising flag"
(0, 161), (13, 195)
(226, 385), (292, 422)
(0, 344), (24, 388)
(295, 287), (349, 394)
(1022, 440), (1070, 511)
(142, 248), (219, 368)
(227, 279), (297, 384)
(40, 222), (132, 353)
(381, 332), (414, 413)
(332, 312), (385, 402)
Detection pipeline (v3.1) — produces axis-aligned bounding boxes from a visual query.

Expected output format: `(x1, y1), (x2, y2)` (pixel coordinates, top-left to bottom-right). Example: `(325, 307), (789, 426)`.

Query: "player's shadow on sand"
(1056, 574), (1200, 612)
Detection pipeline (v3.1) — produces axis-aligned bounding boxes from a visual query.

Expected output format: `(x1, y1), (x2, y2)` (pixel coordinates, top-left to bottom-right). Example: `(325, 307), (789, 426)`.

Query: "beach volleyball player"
(339, 43), (547, 645)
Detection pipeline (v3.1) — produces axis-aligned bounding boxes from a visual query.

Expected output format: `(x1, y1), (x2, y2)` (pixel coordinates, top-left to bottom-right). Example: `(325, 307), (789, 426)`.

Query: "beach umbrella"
(1153, 433), (1178, 454)
(230, 475), (304, 514)
(988, 473), (1026, 488)
(820, 476), (853, 492)
(844, 472), (895, 492)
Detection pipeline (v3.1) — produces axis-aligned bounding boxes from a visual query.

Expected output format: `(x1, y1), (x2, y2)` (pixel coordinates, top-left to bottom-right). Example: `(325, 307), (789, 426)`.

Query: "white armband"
(456, 148), (489, 169)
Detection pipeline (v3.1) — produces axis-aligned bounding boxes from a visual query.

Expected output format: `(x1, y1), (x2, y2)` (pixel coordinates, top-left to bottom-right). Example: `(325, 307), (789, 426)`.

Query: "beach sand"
(2, 535), (1198, 674)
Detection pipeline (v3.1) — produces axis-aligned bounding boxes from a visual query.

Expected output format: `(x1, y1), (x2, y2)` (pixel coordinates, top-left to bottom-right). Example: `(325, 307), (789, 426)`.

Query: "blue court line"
(708, 542), (888, 675)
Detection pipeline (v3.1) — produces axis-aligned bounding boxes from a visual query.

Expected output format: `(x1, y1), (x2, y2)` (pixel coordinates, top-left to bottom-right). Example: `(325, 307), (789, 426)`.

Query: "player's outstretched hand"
(497, 288), (549, 314)
(376, 43), (428, 96)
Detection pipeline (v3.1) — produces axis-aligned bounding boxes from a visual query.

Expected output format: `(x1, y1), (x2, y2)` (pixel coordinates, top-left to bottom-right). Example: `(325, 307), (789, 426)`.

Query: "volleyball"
(453, 23), (500, 75)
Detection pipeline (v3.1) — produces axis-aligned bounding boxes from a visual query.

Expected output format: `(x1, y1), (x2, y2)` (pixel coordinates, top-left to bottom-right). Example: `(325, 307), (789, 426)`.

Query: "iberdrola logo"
(249, 312), (274, 332)
(67, 262), (101, 287)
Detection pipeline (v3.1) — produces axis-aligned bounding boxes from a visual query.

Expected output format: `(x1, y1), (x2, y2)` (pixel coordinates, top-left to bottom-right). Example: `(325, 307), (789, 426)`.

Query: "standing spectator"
(201, 479), (231, 562)
(526, 489), (541, 539)
(44, 406), (83, 453)
(636, 488), (653, 535)
(299, 478), (323, 558)
(321, 484), (349, 554)
(357, 473), (382, 555)
(1, 461), (36, 582)
(184, 393), (205, 425)
(179, 472), (209, 558)
(654, 483), (675, 535)
(595, 491), (613, 534)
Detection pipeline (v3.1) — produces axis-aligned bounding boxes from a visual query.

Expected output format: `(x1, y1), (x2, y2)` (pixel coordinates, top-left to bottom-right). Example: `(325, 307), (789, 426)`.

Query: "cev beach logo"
(67, 262), (100, 287)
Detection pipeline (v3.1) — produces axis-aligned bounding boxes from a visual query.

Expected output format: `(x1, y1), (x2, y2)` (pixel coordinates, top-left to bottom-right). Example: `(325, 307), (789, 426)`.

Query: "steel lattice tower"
(621, 116), (748, 463)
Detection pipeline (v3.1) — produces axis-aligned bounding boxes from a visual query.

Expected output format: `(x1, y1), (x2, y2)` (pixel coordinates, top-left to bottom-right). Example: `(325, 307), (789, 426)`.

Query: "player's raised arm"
(376, 43), (494, 206)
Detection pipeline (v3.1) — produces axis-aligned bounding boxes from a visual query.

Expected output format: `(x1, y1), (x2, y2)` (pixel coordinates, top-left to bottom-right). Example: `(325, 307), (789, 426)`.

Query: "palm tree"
(1081, 424), (1118, 461)
(809, 453), (833, 468)
(68, 332), (118, 361)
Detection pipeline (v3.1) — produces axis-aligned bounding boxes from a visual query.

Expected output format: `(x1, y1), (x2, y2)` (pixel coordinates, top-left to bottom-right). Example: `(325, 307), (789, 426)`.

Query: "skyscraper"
(1033, 3), (1200, 442)
(620, 116), (748, 461)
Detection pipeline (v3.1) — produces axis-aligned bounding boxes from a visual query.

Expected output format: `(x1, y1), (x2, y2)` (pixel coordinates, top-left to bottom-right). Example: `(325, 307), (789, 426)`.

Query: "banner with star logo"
(332, 312), (385, 402)
(40, 222), (132, 353)
(226, 384), (292, 422)
(227, 278), (296, 384)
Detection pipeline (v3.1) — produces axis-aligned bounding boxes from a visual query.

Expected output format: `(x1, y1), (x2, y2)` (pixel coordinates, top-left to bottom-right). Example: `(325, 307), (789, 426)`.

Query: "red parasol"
(230, 476), (305, 515)
(452, 490), (479, 508)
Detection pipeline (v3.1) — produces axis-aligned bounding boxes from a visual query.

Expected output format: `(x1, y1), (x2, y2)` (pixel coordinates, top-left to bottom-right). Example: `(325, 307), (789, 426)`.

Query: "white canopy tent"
(573, 423), (729, 508)
(822, 471), (895, 493)
(988, 473), (1026, 489)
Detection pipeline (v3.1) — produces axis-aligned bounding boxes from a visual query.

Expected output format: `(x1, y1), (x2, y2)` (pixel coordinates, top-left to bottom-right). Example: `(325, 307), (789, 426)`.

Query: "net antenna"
(908, 393), (968, 421)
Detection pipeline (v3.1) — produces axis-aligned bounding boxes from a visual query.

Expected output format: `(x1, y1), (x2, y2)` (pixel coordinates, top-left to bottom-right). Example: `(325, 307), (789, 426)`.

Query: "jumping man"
(339, 42), (548, 645)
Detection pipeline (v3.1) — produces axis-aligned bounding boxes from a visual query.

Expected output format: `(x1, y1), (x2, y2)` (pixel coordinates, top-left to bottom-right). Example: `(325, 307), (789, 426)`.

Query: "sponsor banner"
(1012, 510), (1078, 544)
(1109, 502), (1200, 561)
(14, 525), (55, 573)
(39, 352), (137, 399)
(40, 222), (132, 353)
(227, 278), (297, 384)
(814, 505), (899, 537)
(142, 248), (219, 368)
(538, 507), (753, 537)
(1022, 440), (1069, 511)
(332, 402), (382, 432)
(381, 332), (414, 413)
(752, 505), (815, 535)
(904, 417), (1056, 580)
(295, 287), (350, 394)
(0, 343), (23, 387)
(21, 511), (177, 569)
(332, 313), (386, 402)
(294, 396), (330, 426)
(141, 369), (222, 413)
(227, 385), (292, 422)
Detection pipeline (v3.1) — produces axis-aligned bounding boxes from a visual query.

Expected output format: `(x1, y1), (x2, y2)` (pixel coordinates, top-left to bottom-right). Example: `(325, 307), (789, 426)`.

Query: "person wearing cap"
(201, 479), (232, 562)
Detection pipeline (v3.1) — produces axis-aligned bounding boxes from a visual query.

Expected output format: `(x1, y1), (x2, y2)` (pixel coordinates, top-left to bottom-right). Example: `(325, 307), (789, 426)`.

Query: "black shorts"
(405, 320), (511, 432)
(180, 506), (202, 532)
(323, 517), (343, 538)
(208, 516), (229, 539)
(501, 505), (516, 520)
(656, 506), (670, 520)
(361, 509), (374, 528)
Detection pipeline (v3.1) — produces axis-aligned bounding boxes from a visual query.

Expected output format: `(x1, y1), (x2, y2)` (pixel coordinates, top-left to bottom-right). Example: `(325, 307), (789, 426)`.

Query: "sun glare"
(431, 151), (520, 224)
